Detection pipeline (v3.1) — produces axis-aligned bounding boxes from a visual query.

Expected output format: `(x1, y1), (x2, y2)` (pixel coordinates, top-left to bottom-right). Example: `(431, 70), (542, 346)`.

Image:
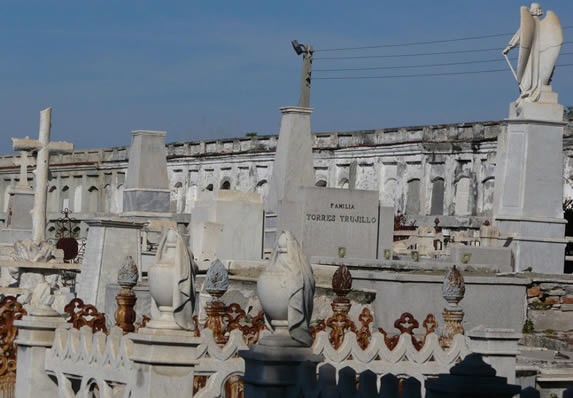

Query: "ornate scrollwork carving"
(0, 296), (27, 396)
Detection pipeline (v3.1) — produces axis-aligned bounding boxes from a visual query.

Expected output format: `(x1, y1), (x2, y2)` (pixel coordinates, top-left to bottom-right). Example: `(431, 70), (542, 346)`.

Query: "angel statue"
(503, 3), (563, 104)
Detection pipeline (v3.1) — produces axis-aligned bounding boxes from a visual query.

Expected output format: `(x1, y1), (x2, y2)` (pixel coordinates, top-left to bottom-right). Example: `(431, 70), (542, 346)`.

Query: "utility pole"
(291, 40), (313, 108)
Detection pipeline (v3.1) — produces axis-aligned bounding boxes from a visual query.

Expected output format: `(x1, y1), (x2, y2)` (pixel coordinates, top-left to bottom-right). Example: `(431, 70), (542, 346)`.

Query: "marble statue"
(503, 3), (563, 103)
(257, 231), (315, 346)
(148, 228), (197, 330)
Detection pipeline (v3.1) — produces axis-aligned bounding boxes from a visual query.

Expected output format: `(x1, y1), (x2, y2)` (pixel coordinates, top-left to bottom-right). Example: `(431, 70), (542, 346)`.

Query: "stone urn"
(148, 260), (178, 328)
(256, 233), (299, 344)
(147, 231), (180, 329)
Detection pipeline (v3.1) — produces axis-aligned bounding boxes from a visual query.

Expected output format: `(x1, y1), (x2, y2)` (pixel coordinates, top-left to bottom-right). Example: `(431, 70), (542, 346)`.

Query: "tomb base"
(493, 100), (567, 274)
(239, 342), (322, 398)
(495, 216), (567, 273)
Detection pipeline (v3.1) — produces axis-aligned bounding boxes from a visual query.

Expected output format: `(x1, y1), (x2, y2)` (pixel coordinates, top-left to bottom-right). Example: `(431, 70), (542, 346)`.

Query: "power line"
(315, 32), (514, 52)
(315, 26), (573, 53)
(312, 63), (573, 80)
(315, 47), (500, 60)
(316, 58), (509, 72)
(315, 41), (573, 61)
(313, 52), (573, 72)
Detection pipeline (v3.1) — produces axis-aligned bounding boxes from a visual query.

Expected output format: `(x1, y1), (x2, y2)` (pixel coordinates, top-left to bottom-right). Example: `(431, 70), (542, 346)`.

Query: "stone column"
(493, 99), (567, 273)
(14, 314), (68, 398)
(265, 107), (314, 245)
(467, 327), (521, 384)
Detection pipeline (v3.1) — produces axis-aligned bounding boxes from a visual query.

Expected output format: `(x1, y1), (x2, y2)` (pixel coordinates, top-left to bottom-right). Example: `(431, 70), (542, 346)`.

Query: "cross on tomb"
(12, 108), (74, 242)
(13, 150), (34, 189)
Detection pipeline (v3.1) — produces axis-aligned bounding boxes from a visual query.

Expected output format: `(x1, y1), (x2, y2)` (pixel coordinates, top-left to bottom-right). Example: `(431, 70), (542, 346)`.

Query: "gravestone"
(190, 191), (263, 261)
(76, 218), (145, 312)
(123, 130), (170, 214)
(266, 105), (393, 260)
(280, 187), (380, 259)
(0, 152), (35, 243)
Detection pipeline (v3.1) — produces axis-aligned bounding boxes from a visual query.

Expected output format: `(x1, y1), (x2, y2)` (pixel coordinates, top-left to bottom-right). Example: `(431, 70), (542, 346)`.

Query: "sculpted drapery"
(267, 231), (315, 346)
(155, 228), (197, 330)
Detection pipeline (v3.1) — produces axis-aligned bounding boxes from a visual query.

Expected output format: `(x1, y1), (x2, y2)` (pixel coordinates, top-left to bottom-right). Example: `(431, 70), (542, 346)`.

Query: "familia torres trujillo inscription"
(300, 188), (381, 259)
(306, 202), (377, 224)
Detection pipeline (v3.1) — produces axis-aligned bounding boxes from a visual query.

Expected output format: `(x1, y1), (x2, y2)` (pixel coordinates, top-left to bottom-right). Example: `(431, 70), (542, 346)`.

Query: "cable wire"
(314, 52), (573, 72)
(312, 63), (573, 80)
(315, 26), (573, 53)
(315, 41), (573, 61)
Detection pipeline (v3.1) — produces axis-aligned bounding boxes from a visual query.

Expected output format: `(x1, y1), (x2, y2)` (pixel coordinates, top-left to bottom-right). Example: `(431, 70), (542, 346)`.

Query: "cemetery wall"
(1, 120), (572, 230)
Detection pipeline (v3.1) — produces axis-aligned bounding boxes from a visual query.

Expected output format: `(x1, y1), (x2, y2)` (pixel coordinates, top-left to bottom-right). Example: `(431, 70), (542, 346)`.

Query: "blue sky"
(1, 1), (572, 154)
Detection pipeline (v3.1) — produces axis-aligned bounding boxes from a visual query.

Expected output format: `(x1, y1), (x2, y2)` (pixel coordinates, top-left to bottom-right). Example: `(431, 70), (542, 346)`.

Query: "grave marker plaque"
(300, 187), (380, 258)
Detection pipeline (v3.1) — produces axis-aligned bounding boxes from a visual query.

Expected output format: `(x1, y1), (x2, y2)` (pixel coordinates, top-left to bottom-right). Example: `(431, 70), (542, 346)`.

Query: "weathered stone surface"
(562, 295), (573, 304)
(190, 191), (263, 261)
(530, 310), (573, 331)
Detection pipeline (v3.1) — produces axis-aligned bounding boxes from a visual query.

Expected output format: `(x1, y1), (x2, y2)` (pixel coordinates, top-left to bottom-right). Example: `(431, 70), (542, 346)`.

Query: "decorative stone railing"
(313, 331), (469, 382)
(43, 312), (470, 398)
(45, 326), (133, 397)
(38, 262), (504, 398)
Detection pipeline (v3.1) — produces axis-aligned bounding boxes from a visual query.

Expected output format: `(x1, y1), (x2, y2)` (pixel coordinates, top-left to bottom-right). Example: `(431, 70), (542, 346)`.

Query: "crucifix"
(12, 108), (74, 242)
(13, 150), (34, 190)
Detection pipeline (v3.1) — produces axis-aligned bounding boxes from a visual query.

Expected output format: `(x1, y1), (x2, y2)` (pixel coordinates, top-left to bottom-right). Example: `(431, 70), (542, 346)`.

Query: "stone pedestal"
(493, 100), (567, 273)
(467, 327), (521, 384)
(76, 218), (144, 312)
(239, 342), (322, 398)
(14, 314), (68, 398)
(123, 130), (171, 214)
(128, 328), (202, 398)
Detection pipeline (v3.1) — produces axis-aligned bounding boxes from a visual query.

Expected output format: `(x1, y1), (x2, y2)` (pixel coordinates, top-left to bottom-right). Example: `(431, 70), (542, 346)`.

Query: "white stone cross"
(12, 108), (74, 242)
(13, 150), (34, 189)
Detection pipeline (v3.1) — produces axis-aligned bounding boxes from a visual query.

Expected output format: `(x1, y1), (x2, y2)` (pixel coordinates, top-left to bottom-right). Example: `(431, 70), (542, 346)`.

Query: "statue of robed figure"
(503, 3), (563, 104)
